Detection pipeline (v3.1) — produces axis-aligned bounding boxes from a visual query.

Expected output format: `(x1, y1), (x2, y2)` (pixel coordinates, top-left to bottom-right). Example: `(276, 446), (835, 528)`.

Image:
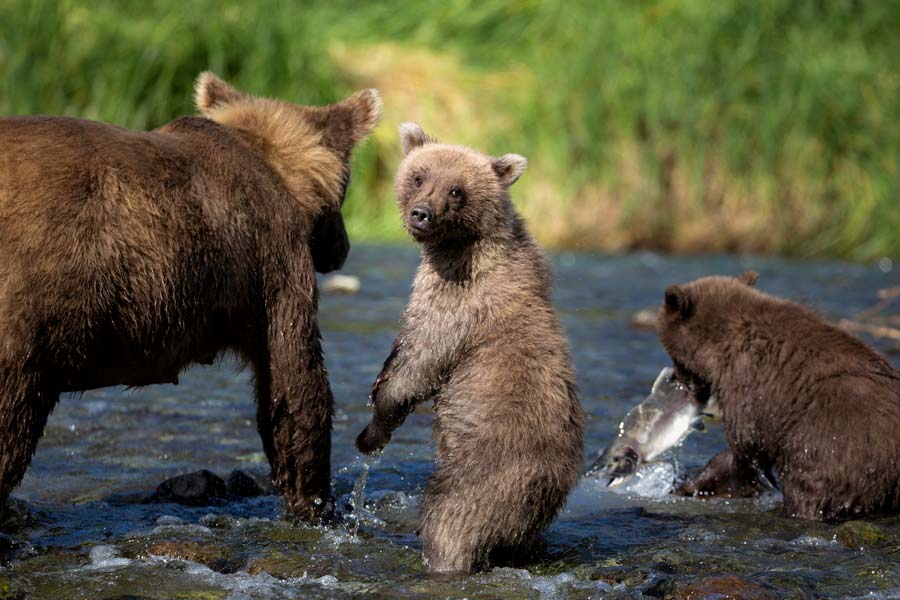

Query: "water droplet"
(878, 257), (893, 273)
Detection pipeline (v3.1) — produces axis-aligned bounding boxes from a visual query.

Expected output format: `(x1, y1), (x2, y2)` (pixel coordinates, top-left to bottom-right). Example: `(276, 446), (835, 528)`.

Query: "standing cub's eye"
(414, 175), (423, 187)
(449, 187), (463, 199)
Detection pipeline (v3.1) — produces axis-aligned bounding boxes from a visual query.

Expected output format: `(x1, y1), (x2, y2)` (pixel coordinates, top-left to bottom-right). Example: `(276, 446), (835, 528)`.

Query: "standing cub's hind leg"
(419, 462), (562, 574)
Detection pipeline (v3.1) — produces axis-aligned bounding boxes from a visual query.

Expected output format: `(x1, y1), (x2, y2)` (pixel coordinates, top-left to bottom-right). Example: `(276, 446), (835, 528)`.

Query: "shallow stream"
(1, 245), (898, 599)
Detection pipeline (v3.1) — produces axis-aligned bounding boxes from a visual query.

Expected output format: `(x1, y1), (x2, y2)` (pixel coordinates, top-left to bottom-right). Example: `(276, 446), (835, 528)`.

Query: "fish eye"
(414, 175), (423, 187)
(449, 186), (463, 199)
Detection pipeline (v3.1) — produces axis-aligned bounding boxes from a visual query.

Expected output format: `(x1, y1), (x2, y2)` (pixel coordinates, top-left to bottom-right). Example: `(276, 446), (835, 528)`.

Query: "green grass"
(2, 0), (898, 260)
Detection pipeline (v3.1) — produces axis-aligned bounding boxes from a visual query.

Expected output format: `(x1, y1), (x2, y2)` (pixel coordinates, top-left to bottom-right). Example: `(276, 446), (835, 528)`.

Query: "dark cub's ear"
(737, 271), (759, 286)
(491, 154), (528, 187)
(399, 122), (435, 155)
(664, 285), (693, 319)
(195, 72), (246, 115)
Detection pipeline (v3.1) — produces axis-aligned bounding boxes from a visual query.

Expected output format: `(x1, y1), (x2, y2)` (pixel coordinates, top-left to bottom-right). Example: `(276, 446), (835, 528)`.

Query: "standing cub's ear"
(336, 88), (383, 144)
(399, 122), (435, 155)
(664, 285), (693, 319)
(492, 154), (528, 187)
(195, 72), (246, 115)
(737, 271), (759, 286)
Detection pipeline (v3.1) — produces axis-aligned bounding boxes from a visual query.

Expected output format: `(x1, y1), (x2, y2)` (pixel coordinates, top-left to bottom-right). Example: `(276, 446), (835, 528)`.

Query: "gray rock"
(226, 470), (263, 498)
(320, 274), (361, 294)
(149, 469), (227, 506)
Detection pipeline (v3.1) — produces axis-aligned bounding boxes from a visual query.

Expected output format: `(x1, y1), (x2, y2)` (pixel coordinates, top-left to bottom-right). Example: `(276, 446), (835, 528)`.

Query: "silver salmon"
(587, 367), (715, 487)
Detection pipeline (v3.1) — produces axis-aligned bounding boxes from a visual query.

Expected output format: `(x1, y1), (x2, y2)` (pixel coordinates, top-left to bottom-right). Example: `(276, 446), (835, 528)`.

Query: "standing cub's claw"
(356, 424), (390, 454)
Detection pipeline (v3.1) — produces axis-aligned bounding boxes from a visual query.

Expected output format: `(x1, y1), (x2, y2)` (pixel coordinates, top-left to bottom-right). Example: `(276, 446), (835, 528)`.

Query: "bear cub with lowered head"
(356, 124), (584, 573)
(0, 73), (381, 521)
(658, 273), (900, 521)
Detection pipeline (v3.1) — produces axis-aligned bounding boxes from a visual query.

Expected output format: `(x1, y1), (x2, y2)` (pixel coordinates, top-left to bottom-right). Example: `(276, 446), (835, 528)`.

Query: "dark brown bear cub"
(356, 123), (584, 573)
(658, 272), (900, 521)
(0, 73), (381, 522)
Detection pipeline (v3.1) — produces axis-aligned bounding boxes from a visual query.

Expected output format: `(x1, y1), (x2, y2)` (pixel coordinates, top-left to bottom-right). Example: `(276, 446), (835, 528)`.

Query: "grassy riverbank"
(2, 0), (897, 259)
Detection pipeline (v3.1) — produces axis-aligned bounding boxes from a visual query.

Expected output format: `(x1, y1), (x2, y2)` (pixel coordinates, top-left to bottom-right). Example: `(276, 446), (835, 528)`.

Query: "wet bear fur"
(356, 123), (584, 572)
(0, 73), (381, 521)
(659, 272), (900, 521)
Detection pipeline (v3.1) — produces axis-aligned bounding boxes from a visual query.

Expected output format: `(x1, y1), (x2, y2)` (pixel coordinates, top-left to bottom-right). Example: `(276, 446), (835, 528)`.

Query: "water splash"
(347, 451), (383, 536)
(612, 461), (676, 498)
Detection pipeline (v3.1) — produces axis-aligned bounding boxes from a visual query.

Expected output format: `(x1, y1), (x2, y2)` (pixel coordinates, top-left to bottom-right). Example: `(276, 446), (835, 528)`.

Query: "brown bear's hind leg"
(0, 373), (58, 504)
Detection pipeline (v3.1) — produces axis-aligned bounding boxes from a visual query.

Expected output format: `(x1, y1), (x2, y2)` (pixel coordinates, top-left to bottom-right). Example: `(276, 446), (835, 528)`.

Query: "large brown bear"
(658, 272), (900, 521)
(0, 73), (381, 522)
(356, 123), (584, 573)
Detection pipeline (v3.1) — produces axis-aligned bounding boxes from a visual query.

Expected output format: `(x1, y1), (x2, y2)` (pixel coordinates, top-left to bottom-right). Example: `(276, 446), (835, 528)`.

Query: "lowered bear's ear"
(664, 285), (693, 319)
(492, 154), (527, 187)
(399, 122), (434, 155)
(194, 72), (246, 115)
(737, 270), (758, 287)
(335, 88), (383, 144)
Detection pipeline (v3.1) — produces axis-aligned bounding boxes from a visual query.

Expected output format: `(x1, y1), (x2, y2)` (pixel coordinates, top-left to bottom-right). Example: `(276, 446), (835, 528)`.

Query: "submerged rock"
(835, 520), (886, 549)
(0, 576), (27, 600)
(589, 565), (651, 589)
(676, 575), (776, 600)
(148, 540), (238, 573)
(0, 498), (37, 533)
(0, 533), (22, 566)
(225, 470), (263, 498)
(320, 274), (361, 295)
(245, 556), (313, 580)
(149, 470), (227, 506)
(0, 532), (36, 567)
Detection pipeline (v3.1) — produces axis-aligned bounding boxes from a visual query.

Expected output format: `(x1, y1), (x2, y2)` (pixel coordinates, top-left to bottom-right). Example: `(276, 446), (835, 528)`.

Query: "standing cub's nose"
(409, 205), (433, 230)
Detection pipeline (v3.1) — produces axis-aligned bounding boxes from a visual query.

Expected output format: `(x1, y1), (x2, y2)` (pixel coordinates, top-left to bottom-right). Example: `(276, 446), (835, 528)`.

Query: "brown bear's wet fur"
(0, 73), (381, 522)
(658, 273), (900, 521)
(356, 123), (584, 573)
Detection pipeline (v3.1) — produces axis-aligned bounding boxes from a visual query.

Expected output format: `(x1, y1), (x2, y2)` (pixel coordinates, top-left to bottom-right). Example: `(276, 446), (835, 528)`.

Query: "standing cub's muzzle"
(409, 205), (433, 231)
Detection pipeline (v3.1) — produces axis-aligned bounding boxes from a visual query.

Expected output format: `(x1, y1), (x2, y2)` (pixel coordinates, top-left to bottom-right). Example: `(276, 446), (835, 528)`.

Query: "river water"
(1, 245), (898, 599)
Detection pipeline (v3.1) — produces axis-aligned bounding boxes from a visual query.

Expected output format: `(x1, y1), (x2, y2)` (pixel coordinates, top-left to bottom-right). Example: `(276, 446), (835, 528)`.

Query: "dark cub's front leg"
(676, 447), (772, 499)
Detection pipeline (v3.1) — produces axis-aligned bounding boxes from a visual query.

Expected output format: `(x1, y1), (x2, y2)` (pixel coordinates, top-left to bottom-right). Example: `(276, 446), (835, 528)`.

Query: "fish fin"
(651, 367), (675, 395)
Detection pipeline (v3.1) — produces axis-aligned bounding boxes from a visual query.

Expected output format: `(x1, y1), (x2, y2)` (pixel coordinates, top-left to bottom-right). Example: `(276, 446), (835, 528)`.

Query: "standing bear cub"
(356, 124), (584, 573)
(658, 273), (900, 521)
(0, 73), (381, 522)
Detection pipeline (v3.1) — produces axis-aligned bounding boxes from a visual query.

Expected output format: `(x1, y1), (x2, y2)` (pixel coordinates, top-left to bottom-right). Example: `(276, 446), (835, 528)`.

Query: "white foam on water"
(178, 559), (341, 599)
(677, 528), (724, 543)
(136, 554), (343, 599)
(151, 513), (214, 536)
(615, 461), (676, 498)
(790, 534), (838, 548)
(86, 544), (131, 570)
(316, 526), (362, 549)
(846, 589), (900, 600)
(491, 567), (615, 599)
(155, 514), (184, 526)
(151, 522), (213, 536)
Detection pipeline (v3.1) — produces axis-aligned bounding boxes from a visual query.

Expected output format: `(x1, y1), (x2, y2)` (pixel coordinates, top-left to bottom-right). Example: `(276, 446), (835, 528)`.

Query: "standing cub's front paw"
(356, 423), (391, 454)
